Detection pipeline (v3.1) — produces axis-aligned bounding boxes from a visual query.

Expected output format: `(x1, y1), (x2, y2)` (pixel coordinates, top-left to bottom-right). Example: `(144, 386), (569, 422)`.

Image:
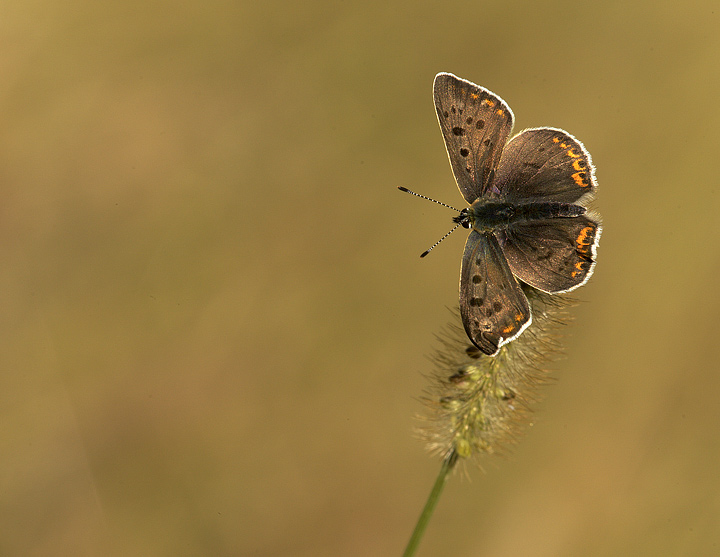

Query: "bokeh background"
(2, 1), (719, 555)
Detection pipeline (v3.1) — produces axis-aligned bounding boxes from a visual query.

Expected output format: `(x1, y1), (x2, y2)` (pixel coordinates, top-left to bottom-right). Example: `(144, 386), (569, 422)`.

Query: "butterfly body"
(433, 72), (601, 356)
(456, 201), (586, 232)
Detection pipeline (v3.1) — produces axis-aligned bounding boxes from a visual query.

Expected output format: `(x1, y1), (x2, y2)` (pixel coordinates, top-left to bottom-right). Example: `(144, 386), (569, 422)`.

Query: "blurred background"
(1, 1), (719, 555)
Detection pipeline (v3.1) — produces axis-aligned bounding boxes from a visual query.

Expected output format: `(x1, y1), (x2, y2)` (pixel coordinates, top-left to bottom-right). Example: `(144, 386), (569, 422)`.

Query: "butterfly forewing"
(493, 127), (597, 204)
(498, 216), (602, 293)
(460, 230), (532, 355)
(433, 73), (515, 203)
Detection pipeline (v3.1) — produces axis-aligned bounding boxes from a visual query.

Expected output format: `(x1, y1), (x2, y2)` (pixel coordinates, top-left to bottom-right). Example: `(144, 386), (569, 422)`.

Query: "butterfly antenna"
(420, 223), (462, 258)
(397, 186), (461, 212)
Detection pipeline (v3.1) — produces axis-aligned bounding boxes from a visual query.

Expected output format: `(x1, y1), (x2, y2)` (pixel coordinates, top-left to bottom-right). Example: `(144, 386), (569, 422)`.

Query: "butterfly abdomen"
(468, 201), (584, 232)
(514, 202), (585, 221)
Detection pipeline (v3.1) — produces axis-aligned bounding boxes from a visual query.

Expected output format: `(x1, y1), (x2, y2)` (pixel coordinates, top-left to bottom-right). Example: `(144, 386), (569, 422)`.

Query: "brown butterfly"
(432, 73), (601, 355)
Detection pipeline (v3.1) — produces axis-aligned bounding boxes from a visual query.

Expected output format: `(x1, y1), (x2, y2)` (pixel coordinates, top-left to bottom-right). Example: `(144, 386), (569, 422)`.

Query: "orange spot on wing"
(576, 226), (594, 253)
(482, 99), (496, 107)
(471, 93), (479, 99)
(566, 148), (581, 158)
(572, 171), (589, 187)
(572, 159), (586, 171)
(571, 260), (588, 279)
(502, 324), (516, 334)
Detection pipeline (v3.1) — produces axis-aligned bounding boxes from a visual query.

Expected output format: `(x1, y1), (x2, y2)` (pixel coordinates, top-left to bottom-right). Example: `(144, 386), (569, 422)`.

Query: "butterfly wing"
(493, 127), (597, 203)
(498, 215), (602, 293)
(433, 73), (515, 204)
(460, 230), (532, 355)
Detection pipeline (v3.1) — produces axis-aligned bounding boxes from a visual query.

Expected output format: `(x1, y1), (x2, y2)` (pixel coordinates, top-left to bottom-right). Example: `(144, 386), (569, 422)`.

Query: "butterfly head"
(452, 208), (473, 229)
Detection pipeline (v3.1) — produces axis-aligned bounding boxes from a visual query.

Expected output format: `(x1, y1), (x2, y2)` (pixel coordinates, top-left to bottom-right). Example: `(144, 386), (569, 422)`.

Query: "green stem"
(402, 449), (459, 557)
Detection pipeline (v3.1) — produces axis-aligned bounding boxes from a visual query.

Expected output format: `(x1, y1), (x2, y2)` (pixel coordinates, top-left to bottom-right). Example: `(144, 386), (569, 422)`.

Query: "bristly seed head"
(417, 286), (576, 464)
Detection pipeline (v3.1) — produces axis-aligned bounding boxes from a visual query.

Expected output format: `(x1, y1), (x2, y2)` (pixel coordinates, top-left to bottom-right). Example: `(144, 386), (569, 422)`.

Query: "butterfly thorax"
(454, 201), (586, 233)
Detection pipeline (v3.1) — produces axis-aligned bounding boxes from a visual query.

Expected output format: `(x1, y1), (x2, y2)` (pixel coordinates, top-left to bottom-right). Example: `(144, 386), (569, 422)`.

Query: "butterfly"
(433, 72), (601, 355)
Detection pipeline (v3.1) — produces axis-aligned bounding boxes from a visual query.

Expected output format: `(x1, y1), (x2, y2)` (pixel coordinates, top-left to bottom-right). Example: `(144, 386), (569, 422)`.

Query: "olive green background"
(2, 1), (719, 556)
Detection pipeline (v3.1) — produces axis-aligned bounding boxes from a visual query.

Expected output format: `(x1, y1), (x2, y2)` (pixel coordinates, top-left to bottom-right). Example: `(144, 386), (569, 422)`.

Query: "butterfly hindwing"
(493, 127), (597, 204)
(433, 73), (515, 204)
(460, 230), (532, 355)
(498, 215), (602, 293)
